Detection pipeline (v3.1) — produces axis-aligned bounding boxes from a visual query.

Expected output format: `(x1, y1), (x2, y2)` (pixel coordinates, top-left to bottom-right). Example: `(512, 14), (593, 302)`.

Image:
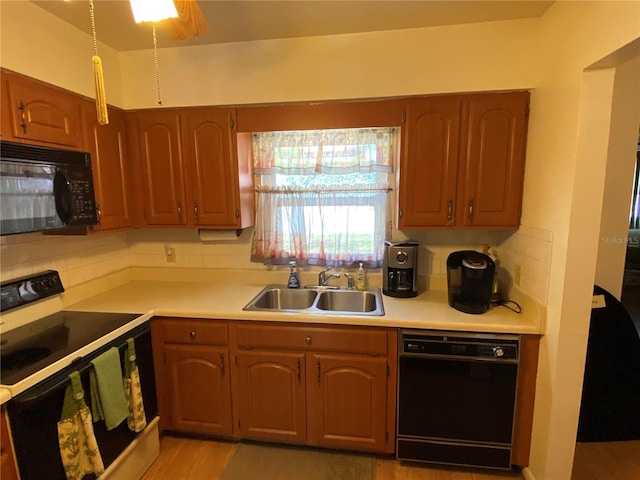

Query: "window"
(250, 128), (396, 268)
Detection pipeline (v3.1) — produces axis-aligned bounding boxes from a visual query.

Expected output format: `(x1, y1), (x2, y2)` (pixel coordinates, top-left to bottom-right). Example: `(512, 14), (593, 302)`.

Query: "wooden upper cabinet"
(398, 96), (462, 228)
(459, 92), (529, 228)
(133, 110), (187, 225)
(398, 91), (529, 229)
(182, 108), (254, 228)
(83, 103), (134, 231)
(130, 107), (254, 228)
(1, 70), (84, 149)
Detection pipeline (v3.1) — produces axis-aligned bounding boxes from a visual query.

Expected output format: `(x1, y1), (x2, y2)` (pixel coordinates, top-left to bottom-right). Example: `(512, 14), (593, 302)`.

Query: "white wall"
(594, 54), (640, 298)
(521, 2), (640, 479)
(0, 0), (124, 106)
(119, 18), (539, 109)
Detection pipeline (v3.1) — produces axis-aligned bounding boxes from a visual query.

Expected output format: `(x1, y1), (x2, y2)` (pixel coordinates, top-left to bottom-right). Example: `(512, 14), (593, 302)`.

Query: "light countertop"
(59, 268), (545, 335)
(0, 268), (544, 405)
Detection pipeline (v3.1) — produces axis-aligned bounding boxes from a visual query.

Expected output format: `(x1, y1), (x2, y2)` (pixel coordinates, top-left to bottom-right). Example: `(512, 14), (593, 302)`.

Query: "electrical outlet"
(514, 264), (522, 286)
(165, 244), (176, 263)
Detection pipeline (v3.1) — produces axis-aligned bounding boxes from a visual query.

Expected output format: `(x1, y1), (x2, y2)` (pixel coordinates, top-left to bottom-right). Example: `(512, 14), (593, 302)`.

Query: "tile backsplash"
(0, 224), (553, 305)
(0, 232), (130, 288)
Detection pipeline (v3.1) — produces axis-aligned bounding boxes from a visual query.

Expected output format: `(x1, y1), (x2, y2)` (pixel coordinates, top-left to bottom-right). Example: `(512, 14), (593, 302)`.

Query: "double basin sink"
(243, 284), (385, 316)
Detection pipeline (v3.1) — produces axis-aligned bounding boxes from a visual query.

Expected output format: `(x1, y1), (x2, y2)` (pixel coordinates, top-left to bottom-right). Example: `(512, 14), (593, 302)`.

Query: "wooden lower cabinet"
(0, 407), (18, 480)
(307, 353), (388, 452)
(152, 318), (233, 436)
(164, 344), (233, 436)
(153, 318), (536, 462)
(233, 351), (306, 443)
(512, 334), (540, 467)
(230, 322), (397, 454)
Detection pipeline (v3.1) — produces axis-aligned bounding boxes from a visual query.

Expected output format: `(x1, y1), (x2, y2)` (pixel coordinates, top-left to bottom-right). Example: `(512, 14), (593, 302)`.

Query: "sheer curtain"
(251, 128), (396, 268)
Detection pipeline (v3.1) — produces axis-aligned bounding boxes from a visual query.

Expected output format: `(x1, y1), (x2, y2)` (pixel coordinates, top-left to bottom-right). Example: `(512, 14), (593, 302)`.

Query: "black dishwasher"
(397, 329), (520, 469)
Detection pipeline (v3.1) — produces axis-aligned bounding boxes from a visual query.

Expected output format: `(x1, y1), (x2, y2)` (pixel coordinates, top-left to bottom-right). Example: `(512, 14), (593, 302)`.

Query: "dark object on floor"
(577, 285), (640, 442)
(220, 442), (375, 480)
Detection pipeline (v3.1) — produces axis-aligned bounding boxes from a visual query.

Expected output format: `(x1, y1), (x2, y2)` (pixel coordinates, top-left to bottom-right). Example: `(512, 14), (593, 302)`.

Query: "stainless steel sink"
(316, 290), (379, 313)
(250, 287), (317, 310)
(243, 284), (384, 316)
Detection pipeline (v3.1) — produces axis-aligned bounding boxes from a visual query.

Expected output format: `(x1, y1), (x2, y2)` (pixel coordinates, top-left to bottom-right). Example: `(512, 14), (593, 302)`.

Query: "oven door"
(6, 323), (157, 480)
(0, 160), (65, 235)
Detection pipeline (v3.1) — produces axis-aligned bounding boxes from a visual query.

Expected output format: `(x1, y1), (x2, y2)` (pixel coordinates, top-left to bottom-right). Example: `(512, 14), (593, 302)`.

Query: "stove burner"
(1, 347), (53, 371)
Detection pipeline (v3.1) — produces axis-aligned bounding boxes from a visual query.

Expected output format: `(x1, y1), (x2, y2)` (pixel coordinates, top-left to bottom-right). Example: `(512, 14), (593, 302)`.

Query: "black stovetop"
(0, 310), (140, 386)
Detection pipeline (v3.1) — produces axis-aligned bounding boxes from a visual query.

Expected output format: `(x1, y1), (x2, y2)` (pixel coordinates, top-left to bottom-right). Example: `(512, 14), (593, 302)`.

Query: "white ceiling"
(31, 0), (555, 52)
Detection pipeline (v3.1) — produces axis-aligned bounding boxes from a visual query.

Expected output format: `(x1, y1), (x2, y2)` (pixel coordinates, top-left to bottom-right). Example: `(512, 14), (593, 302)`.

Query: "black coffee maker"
(383, 240), (420, 297)
(446, 250), (495, 314)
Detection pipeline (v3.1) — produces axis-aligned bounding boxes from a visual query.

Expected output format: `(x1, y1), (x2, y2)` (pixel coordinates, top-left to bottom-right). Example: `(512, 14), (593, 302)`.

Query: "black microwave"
(0, 141), (98, 235)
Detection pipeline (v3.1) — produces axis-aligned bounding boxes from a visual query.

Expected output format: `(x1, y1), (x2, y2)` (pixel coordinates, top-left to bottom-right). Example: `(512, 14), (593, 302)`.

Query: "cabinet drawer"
(162, 319), (228, 345)
(233, 323), (388, 355)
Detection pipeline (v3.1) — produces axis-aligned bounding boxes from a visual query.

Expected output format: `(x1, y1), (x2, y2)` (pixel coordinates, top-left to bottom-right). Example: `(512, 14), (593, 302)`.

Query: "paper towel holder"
(198, 227), (252, 242)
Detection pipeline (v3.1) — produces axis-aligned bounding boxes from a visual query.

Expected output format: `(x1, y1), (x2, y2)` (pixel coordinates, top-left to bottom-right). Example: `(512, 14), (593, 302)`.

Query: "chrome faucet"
(344, 273), (355, 289)
(318, 267), (341, 287)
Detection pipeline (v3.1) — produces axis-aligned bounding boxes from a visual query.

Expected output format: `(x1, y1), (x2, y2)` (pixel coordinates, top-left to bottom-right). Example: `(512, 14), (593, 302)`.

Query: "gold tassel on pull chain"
(92, 55), (108, 125)
(89, 0), (108, 125)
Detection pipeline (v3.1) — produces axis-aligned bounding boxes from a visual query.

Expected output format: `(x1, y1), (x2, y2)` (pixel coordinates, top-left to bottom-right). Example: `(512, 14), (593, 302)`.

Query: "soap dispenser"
(287, 261), (301, 289)
(356, 262), (366, 291)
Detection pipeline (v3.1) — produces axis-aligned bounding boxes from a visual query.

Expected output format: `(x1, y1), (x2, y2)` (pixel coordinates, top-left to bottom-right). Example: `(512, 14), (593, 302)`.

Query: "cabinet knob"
(193, 202), (199, 223)
(177, 202), (183, 221)
(305, 336), (312, 345)
(468, 200), (474, 222)
(189, 331), (196, 339)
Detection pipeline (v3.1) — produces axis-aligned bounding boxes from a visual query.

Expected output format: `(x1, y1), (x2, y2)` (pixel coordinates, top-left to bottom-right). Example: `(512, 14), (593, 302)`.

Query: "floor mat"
(220, 442), (376, 480)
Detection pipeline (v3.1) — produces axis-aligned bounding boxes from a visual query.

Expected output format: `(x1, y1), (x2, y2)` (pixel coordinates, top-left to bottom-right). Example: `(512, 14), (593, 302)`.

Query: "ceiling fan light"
(130, 0), (178, 23)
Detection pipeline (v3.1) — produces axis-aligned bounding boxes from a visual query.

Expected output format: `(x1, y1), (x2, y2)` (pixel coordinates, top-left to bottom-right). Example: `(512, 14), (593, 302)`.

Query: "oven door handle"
(11, 360), (93, 405)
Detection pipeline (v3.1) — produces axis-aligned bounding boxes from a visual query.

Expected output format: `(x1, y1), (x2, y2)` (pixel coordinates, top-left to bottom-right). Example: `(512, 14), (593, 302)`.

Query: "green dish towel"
(90, 347), (129, 430)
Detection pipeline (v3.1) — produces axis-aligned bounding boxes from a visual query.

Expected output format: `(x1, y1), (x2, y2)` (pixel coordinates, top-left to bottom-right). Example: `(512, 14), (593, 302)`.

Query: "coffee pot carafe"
(383, 240), (420, 298)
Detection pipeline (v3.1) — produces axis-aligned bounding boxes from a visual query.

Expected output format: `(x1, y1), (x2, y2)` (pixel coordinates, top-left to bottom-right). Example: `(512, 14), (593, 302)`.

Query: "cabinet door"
(0, 407), (18, 480)
(182, 108), (241, 227)
(135, 110), (187, 225)
(233, 351), (306, 444)
(84, 104), (133, 231)
(399, 96), (461, 228)
(459, 92), (529, 227)
(307, 353), (388, 452)
(3, 72), (83, 149)
(164, 344), (233, 436)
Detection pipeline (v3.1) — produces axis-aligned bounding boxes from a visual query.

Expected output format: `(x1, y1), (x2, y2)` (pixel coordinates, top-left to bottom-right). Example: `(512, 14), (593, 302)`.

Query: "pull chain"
(89, 0), (98, 56)
(89, 0), (108, 124)
(152, 23), (162, 106)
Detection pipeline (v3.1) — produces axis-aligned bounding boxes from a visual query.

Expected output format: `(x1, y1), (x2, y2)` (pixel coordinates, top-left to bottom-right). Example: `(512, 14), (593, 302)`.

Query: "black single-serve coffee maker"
(383, 240), (420, 297)
(446, 250), (495, 314)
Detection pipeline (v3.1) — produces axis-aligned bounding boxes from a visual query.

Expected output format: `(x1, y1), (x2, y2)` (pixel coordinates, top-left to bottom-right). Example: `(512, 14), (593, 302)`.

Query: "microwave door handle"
(54, 170), (73, 224)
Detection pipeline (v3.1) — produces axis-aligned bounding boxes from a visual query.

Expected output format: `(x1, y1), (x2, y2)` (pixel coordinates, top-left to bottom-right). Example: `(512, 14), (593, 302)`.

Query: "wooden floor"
(142, 435), (640, 480)
(571, 441), (640, 480)
(141, 434), (523, 480)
